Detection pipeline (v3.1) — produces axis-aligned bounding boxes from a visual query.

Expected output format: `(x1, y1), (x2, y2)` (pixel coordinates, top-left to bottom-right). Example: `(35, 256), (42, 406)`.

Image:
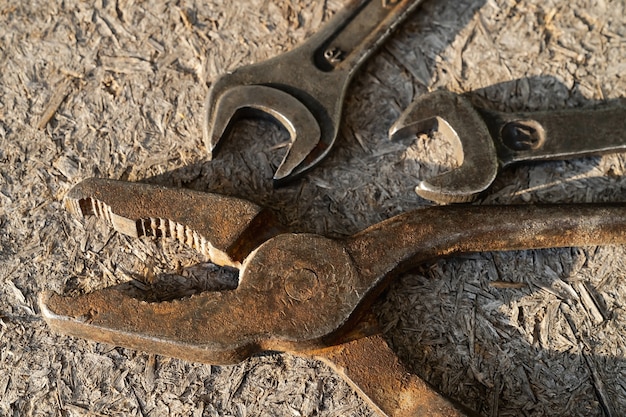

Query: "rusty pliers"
(41, 178), (626, 416)
(205, 0), (423, 185)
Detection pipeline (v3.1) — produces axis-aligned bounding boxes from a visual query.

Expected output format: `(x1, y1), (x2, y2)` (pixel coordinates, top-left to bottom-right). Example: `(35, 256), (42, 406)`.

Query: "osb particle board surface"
(1, 0), (625, 416)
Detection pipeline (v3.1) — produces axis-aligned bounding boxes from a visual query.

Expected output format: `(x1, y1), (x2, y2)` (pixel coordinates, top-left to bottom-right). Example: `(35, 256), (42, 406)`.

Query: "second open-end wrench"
(205, 0), (423, 185)
(390, 90), (626, 203)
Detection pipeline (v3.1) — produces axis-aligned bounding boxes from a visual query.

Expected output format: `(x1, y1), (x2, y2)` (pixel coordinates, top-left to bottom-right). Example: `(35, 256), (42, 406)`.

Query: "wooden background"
(1, 0), (625, 415)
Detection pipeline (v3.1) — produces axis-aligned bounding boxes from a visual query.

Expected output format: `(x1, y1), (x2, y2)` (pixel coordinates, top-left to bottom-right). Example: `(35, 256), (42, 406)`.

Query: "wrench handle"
(478, 100), (626, 167)
(347, 204), (626, 290)
(311, 0), (423, 73)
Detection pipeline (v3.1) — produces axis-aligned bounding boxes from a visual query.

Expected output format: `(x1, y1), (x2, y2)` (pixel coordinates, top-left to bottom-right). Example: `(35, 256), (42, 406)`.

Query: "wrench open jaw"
(204, 69), (331, 185)
(390, 89), (626, 204)
(208, 84), (325, 183)
(41, 177), (626, 416)
(389, 90), (498, 204)
(204, 0), (425, 186)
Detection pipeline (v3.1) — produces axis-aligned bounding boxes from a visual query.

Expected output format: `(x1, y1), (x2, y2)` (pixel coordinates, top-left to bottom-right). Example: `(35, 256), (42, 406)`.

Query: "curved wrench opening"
(207, 85), (322, 183)
(389, 90), (498, 204)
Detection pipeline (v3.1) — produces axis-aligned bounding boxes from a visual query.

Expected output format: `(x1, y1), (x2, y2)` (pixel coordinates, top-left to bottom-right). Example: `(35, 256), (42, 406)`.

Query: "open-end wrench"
(389, 89), (626, 203)
(41, 178), (626, 416)
(205, 0), (423, 185)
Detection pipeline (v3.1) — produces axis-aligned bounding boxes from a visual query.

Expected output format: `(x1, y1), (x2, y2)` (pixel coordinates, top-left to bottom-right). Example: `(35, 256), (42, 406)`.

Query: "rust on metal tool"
(41, 178), (626, 416)
(64, 178), (285, 267)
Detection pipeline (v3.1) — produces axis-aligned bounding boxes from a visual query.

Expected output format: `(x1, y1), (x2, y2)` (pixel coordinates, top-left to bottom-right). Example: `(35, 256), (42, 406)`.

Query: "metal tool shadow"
(379, 243), (626, 416)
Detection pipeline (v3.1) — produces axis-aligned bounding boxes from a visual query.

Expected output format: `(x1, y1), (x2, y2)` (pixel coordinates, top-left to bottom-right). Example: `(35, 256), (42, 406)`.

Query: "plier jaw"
(61, 178), (285, 268)
(42, 179), (367, 365)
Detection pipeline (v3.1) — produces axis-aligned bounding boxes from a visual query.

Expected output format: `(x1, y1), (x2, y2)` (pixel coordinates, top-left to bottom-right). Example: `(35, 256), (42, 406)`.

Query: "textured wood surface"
(1, 0), (625, 415)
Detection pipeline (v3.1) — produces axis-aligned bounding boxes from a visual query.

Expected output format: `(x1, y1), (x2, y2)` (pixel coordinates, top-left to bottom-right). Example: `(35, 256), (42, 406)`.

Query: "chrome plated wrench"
(204, 0), (423, 185)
